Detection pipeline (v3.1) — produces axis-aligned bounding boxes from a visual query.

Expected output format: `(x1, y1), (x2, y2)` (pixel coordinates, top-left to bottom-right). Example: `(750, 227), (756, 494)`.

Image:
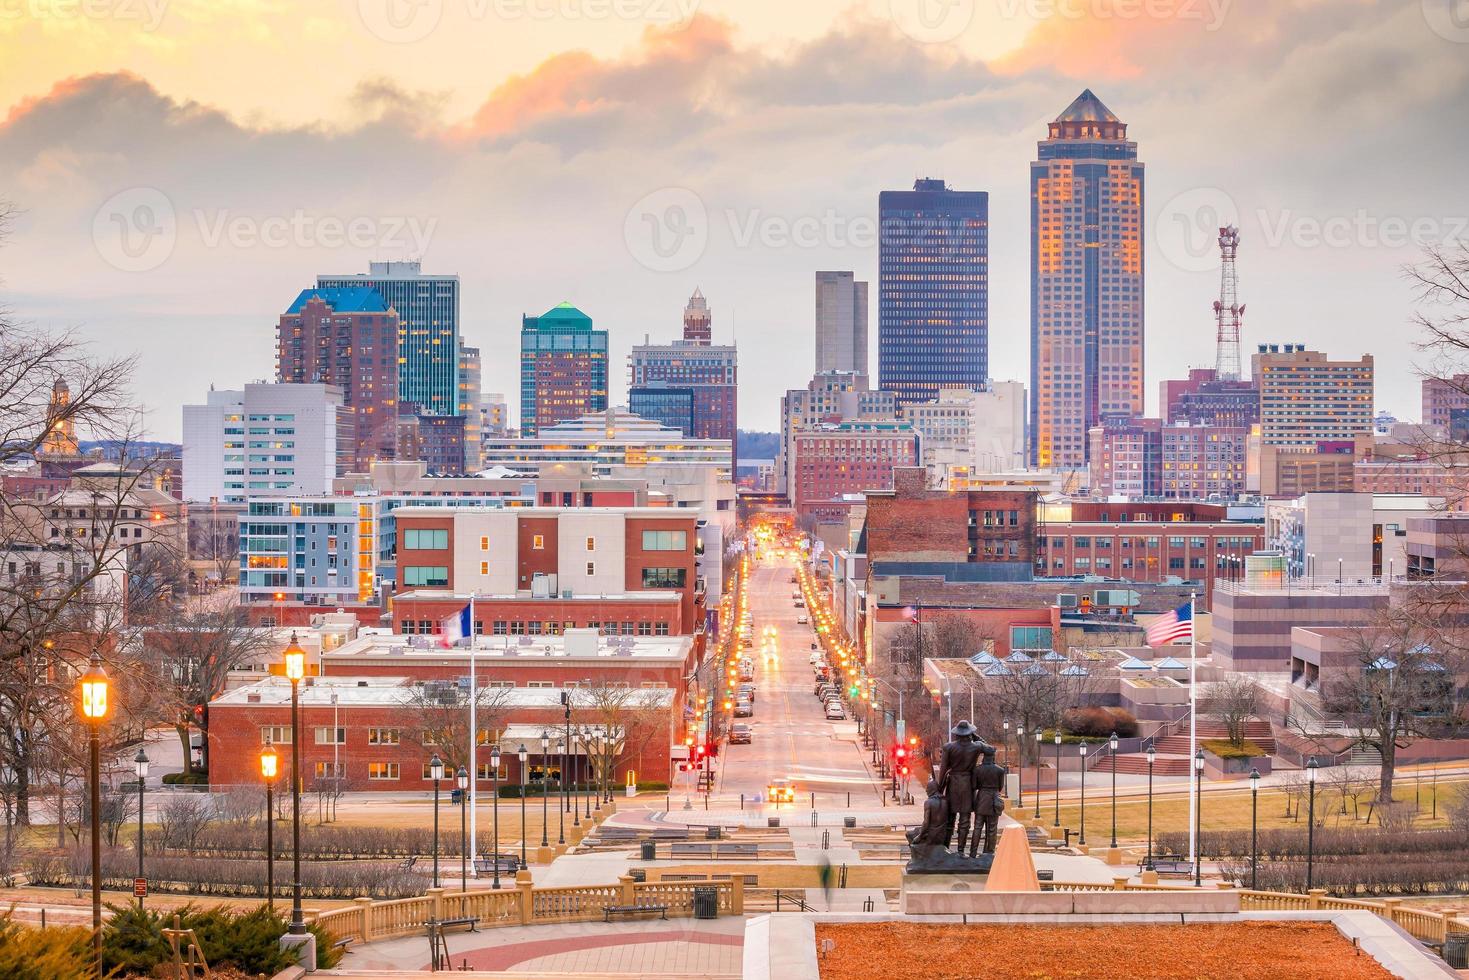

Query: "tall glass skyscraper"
(877, 179), (988, 407)
(1029, 90), (1145, 471)
(520, 303), (608, 437)
(317, 261), (460, 417)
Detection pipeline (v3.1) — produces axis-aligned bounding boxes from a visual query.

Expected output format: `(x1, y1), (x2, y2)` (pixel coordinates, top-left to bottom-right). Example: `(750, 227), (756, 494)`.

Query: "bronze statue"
(935, 720), (987, 855)
(904, 776), (995, 876)
(906, 778), (950, 851)
(971, 743), (1008, 856)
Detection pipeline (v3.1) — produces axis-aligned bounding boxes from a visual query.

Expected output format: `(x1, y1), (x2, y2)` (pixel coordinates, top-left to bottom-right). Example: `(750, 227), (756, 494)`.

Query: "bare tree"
(568, 682), (666, 792)
(407, 681), (515, 777)
(1205, 675), (1260, 750)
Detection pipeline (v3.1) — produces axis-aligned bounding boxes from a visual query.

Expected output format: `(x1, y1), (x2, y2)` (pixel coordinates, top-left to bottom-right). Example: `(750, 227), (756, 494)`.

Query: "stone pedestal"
(536, 845), (556, 864)
(279, 932), (317, 973)
(1105, 847), (1123, 866)
(1141, 869), (1160, 885)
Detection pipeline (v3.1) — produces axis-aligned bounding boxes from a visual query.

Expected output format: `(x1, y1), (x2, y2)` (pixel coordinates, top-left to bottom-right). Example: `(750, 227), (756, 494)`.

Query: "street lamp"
(429, 753), (445, 888)
(282, 633), (307, 937)
(456, 767), (469, 892)
(1077, 742), (1088, 847)
(1034, 730), (1043, 819)
(539, 733), (550, 848)
(1053, 731), (1062, 828)
(1144, 742), (1156, 872)
(1249, 767), (1261, 890)
(1194, 747), (1205, 887)
(79, 652), (109, 972)
(490, 745), (503, 888)
(1016, 724), (1026, 808)
(134, 748), (149, 910)
(517, 743), (528, 869)
(1108, 731), (1119, 850)
(260, 745), (279, 911)
(1306, 756), (1319, 890)
(582, 733), (593, 820)
(1002, 719), (1011, 768)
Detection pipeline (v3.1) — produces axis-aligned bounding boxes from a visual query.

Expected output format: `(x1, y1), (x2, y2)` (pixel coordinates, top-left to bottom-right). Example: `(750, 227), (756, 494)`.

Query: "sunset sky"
(2, 0), (1467, 438)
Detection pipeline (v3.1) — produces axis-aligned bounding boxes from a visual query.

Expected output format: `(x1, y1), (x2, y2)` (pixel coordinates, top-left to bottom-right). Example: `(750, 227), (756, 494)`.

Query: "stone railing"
(308, 874), (743, 946)
(1051, 879), (1469, 946)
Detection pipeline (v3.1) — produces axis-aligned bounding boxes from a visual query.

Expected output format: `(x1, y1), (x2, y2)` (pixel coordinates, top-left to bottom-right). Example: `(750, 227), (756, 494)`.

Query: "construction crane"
(1213, 225), (1245, 381)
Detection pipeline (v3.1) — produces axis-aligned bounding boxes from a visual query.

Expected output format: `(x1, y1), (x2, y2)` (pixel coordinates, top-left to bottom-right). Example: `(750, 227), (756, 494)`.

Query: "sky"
(2, 0), (1467, 440)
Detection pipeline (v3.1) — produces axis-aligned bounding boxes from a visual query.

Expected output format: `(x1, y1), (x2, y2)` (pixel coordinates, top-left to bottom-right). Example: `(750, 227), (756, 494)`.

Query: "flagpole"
(468, 594), (477, 878)
(1188, 591), (1197, 870)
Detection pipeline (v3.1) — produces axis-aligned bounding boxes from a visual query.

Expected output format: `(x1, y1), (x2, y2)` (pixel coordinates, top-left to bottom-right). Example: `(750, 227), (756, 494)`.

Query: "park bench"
(1140, 858), (1194, 876)
(602, 904), (668, 922)
(715, 843), (758, 859)
(427, 916), (478, 935)
(669, 842), (713, 859)
(650, 827), (691, 840)
(398, 855), (419, 872)
(474, 854), (519, 876)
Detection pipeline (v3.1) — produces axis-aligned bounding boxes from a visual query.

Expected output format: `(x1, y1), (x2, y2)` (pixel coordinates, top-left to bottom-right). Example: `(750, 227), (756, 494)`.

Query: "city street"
(708, 553), (884, 807)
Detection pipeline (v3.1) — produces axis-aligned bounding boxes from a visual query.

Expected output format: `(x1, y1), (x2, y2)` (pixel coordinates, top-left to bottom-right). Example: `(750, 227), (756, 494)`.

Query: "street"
(710, 552), (883, 807)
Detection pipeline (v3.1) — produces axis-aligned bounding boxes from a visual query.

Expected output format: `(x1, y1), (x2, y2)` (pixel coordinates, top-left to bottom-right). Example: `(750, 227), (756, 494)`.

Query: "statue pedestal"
(1105, 847), (1123, 866)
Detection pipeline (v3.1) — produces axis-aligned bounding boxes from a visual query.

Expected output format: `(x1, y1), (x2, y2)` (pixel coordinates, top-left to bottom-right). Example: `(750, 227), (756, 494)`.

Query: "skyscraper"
(629, 289), (738, 453)
(520, 303), (608, 437)
(1029, 90), (1145, 471)
(458, 343), (483, 471)
(317, 261), (460, 418)
(814, 271), (868, 376)
(877, 179), (988, 407)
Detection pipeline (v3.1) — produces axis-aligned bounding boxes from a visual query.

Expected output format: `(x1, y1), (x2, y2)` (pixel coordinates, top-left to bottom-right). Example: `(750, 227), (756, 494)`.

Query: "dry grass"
(814, 922), (1395, 979)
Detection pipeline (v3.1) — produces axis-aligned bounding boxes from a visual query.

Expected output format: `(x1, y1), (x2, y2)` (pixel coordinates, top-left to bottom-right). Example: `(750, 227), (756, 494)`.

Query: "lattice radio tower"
(1213, 225), (1244, 381)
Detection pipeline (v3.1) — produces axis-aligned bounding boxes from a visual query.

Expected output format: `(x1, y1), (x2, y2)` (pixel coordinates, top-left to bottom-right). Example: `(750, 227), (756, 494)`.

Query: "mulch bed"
(814, 922), (1395, 979)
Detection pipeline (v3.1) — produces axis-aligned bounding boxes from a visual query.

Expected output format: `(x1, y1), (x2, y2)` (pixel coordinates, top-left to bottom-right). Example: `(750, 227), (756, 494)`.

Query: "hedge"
(1158, 826), (1469, 861)
(1202, 738), (1266, 760)
(25, 851), (423, 900)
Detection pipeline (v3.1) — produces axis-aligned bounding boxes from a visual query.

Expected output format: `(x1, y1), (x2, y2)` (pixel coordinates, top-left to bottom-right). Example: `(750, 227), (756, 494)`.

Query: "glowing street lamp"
(282, 632), (308, 937)
(78, 652), (109, 973)
(260, 745), (279, 911)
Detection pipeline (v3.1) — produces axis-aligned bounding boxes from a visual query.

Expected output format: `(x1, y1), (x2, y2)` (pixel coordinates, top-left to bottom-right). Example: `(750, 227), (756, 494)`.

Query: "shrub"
(1202, 738), (1265, 759)
(0, 912), (94, 980)
(163, 772), (209, 785)
(1061, 706), (1138, 739)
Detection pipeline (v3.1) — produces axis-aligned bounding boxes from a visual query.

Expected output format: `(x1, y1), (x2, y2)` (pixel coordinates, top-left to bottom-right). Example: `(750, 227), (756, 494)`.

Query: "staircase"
(1112, 721), (1277, 776)
(1349, 745), (1382, 766)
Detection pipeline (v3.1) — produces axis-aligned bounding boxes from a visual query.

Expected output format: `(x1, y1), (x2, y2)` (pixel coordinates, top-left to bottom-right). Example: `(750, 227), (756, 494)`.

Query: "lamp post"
(582, 733), (593, 820)
(429, 753), (444, 888)
(490, 746), (503, 888)
(1249, 767), (1261, 890)
(134, 748), (149, 910)
(562, 693), (579, 829)
(456, 767), (469, 892)
(556, 735), (567, 845)
(283, 633), (307, 937)
(1144, 742), (1156, 872)
(1034, 730), (1043, 819)
(1108, 731), (1119, 850)
(1306, 756), (1319, 890)
(1077, 742), (1088, 847)
(1194, 747), (1205, 887)
(1052, 731), (1062, 828)
(79, 652), (109, 973)
(261, 745), (278, 912)
(517, 744), (528, 869)
(1002, 719), (1011, 768)
(1016, 724), (1025, 808)
(539, 733), (550, 848)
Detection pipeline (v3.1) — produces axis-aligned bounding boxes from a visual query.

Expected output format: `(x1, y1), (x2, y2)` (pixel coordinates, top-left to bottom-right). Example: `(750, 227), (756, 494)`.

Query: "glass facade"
(519, 303), (609, 437)
(877, 178), (988, 407)
(628, 385), (695, 437)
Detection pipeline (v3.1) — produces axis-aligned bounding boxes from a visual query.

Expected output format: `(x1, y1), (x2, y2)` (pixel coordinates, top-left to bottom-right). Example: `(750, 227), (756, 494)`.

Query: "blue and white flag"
(440, 604), (471, 648)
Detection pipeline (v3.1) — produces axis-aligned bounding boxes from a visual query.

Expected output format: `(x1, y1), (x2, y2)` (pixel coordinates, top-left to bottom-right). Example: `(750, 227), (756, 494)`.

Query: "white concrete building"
(903, 382), (1027, 474)
(814, 271), (869, 376)
(182, 383), (352, 503)
(1265, 492), (1445, 584)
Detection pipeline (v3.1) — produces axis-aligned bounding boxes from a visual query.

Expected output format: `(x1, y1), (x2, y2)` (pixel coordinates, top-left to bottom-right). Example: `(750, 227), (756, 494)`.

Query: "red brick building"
(792, 422), (918, 522)
(863, 468), (1037, 567)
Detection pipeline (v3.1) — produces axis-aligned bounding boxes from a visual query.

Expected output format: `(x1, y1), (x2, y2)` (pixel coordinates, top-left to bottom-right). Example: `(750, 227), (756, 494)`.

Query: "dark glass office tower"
(877, 179), (988, 407)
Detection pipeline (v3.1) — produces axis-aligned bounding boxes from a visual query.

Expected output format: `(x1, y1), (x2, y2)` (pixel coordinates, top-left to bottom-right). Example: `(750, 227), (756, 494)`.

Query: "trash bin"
(1446, 933), (1469, 970)
(693, 886), (718, 920)
(767, 817), (780, 828)
(640, 840), (657, 861)
(706, 825), (722, 840)
(629, 868), (647, 883)
(843, 816), (856, 829)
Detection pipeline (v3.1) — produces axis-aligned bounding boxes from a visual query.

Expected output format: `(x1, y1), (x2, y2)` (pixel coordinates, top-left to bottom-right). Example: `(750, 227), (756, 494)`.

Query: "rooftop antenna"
(1213, 226), (1245, 381)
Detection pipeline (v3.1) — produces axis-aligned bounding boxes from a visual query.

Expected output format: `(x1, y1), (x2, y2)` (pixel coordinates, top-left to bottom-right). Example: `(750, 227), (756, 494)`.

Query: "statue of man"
(971, 744), (1008, 857)
(906, 777), (950, 852)
(935, 721), (986, 855)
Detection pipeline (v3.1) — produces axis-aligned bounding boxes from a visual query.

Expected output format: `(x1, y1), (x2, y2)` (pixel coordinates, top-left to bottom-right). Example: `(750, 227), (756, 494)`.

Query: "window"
(642, 567), (687, 589)
(641, 530), (688, 551)
(637, 621), (653, 635)
(585, 536), (596, 551)
(532, 534), (545, 550)
(403, 566), (449, 587)
(369, 762), (400, 781)
(314, 762), (344, 779)
(314, 726), (345, 745)
(480, 561), (489, 575)
(586, 562), (596, 576)
(479, 536), (489, 551)
(492, 620), (508, 635)
(1010, 626), (1054, 651)
(260, 726), (292, 744)
(526, 681), (554, 689)
(476, 762), (508, 781)
(368, 728), (400, 745)
(404, 528), (448, 550)
(655, 622), (670, 636)
(421, 728), (450, 746)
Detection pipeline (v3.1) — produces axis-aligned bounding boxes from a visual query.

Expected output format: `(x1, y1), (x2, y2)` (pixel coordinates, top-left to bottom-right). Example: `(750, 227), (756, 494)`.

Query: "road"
(711, 553), (883, 807)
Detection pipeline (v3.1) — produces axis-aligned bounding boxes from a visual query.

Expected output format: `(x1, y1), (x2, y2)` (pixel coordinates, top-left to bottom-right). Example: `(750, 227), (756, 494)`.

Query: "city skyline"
(1, 3), (1466, 439)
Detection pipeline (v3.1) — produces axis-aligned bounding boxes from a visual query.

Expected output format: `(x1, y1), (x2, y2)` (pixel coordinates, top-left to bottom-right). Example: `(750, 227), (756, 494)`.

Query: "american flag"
(1145, 602), (1193, 647)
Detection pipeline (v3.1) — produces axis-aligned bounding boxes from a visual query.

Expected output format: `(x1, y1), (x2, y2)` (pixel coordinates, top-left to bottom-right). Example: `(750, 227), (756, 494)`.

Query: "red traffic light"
(900, 765), (910, 776)
(895, 746), (906, 760)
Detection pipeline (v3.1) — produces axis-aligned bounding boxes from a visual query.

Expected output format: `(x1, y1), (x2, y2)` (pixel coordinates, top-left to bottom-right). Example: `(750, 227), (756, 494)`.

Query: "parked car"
(738, 683), (756, 702)
(729, 724), (752, 744)
(825, 703), (846, 720)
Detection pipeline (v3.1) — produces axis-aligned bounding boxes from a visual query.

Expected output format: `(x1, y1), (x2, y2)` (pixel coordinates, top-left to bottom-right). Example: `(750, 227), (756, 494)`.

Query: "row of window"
(401, 619), (673, 636)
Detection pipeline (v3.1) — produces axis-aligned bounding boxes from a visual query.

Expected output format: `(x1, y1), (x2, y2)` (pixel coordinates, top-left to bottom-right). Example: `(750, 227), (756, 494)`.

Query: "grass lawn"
(651, 863), (901, 888)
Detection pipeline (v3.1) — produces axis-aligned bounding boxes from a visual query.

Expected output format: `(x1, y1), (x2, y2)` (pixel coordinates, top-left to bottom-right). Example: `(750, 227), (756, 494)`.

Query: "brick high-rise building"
(1161, 368), (1259, 428)
(628, 289), (737, 455)
(791, 421), (917, 522)
(520, 303), (609, 437)
(1422, 374), (1469, 434)
(1030, 90), (1144, 471)
(276, 287), (401, 470)
(1254, 344), (1374, 452)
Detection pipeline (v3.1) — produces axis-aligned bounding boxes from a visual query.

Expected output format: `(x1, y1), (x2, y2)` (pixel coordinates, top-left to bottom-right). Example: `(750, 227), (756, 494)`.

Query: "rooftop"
(212, 674), (676, 711)
(323, 630), (693, 663)
(285, 286), (388, 315)
(1054, 88), (1119, 124)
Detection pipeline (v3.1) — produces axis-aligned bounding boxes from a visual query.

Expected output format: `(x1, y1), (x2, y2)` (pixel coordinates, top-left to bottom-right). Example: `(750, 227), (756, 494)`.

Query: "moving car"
(738, 683), (756, 702)
(796, 614), (809, 624)
(825, 703), (846, 720)
(734, 699), (753, 717)
(729, 724), (752, 744)
(793, 599), (805, 608)
(767, 779), (796, 804)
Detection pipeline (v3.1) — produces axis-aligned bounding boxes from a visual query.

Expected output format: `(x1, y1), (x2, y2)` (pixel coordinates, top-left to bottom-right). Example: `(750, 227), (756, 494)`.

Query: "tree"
(406, 681), (515, 778)
(1204, 675), (1260, 750)
(568, 682), (666, 792)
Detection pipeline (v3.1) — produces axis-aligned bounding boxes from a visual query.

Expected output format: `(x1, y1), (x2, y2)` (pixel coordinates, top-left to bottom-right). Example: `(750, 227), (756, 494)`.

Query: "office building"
(1161, 368), (1259, 428)
(182, 383), (353, 503)
(791, 420), (918, 522)
(1030, 90), (1145, 471)
(902, 383), (1026, 474)
(777, 372), (899, 497)
(1265, 491), (1442, 583)
(520, 303), (609, 437)
(276, 288), (400, 470)
(316, 261), (460, 418)
(458, 344), (483, 471)
(481, 408), (731, 479)
(877, 179), (988, 406)
(480, 393), (509, 438)
(1254, 345), (1374, 452)
(815, 271), (869, 376)
(1423, 375), (1469, 433)
(627, 289), (738, 451)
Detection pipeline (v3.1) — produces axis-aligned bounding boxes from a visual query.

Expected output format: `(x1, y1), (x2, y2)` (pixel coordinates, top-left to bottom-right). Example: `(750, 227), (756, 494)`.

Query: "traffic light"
(900, 765), (910, 777)
(848, 684), (859, 697)
(895, 745), (906, 764)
